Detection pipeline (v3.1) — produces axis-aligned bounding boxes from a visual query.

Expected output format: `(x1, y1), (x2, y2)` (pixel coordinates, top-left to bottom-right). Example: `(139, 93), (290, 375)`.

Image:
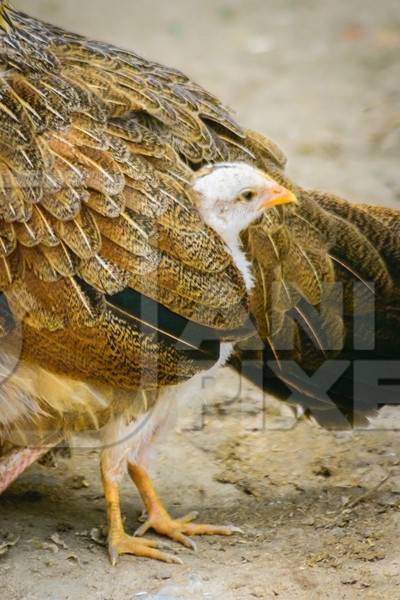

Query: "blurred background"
(16, 0), (400, 205)
(3, 3), (400, 599)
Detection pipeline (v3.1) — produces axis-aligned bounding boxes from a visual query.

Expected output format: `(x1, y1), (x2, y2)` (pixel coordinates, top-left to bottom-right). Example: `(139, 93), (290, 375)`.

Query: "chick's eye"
(240, 190), (256, 202)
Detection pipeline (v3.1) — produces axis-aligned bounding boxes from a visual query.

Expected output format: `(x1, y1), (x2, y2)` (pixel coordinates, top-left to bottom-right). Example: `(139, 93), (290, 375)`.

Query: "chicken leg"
(100, 454), (182, 565)
(128, 462), (241, 551)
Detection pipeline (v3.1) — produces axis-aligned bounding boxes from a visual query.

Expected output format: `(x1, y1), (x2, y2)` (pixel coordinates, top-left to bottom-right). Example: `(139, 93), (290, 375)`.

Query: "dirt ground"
(1, 0), (400, 599)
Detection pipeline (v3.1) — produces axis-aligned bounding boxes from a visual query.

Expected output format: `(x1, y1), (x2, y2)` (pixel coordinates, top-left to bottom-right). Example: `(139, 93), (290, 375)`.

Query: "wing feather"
(0, 6), (251, 399)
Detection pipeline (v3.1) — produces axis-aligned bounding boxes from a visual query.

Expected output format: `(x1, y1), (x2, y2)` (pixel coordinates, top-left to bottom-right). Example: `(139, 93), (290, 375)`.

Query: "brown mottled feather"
(0, 2), (398, 449)
(0, 3), (253, 446)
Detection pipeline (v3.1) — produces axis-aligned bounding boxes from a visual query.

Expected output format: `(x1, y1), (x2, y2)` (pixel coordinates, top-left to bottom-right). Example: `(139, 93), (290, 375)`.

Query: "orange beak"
(257, 183), (298, 211)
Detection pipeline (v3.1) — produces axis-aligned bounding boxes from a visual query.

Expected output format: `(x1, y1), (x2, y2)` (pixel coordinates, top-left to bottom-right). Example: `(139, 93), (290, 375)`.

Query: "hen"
(0, 0), (399, 563)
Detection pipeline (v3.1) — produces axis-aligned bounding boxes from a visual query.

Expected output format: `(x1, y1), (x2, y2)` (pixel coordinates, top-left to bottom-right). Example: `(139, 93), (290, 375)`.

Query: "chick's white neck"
(221, 230), (254, 292)
(204, 213), (254, 292)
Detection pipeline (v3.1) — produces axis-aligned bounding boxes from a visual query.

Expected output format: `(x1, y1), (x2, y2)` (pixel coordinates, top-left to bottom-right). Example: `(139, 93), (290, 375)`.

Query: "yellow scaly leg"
(128, 462), (242, 551)
(101, 455), (181, 565)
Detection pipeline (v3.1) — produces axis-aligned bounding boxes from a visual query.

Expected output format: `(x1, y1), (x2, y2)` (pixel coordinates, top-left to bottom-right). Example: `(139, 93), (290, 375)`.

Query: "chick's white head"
(193, 162), (297, 246)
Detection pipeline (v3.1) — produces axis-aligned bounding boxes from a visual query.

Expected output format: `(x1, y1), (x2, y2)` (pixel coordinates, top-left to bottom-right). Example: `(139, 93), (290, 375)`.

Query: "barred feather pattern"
(0, 2), (398, 447)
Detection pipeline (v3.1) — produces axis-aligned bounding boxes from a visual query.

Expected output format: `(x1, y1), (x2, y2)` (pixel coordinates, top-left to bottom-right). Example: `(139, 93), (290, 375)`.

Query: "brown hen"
(0, 1), (398, 564)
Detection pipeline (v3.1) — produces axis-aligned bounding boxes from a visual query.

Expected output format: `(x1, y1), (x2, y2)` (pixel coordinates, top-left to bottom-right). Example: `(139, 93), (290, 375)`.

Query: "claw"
(179, 511), (200, 524)
(184, 536), (197, 552)
(108, 532), (182, 565)
(101, 459), (184, 566)
(134, 512), (241, 550)
(109, 544), (119, 567)
(229, 526), (244, 535)
(134, 521), (152, 537)
(128, 463), (242, 551)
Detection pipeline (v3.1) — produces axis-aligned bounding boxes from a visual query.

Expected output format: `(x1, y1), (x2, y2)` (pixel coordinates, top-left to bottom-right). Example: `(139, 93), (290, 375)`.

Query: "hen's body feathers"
(0, 1), (397, 453)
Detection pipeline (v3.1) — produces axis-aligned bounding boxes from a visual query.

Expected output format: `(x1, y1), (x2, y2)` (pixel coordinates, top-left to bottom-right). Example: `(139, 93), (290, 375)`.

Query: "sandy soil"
(1, 1), (400, 599)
